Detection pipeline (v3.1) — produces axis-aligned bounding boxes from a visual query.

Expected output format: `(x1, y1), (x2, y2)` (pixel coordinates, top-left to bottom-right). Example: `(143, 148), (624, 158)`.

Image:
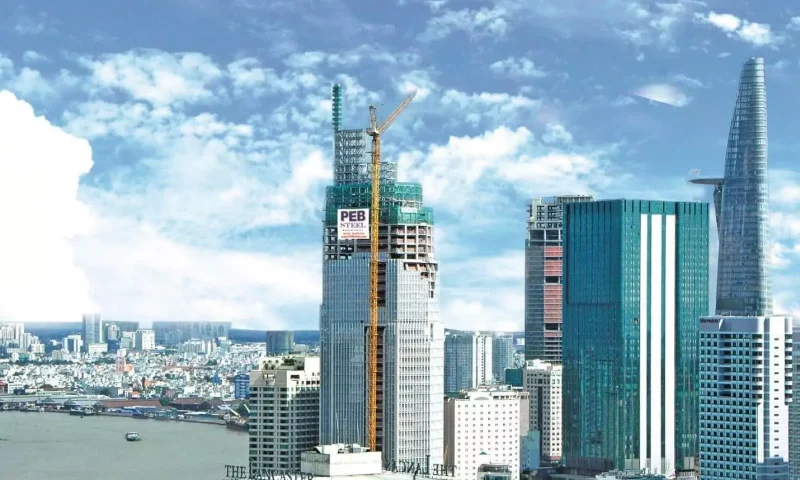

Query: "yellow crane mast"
(365, 91), (416, 452)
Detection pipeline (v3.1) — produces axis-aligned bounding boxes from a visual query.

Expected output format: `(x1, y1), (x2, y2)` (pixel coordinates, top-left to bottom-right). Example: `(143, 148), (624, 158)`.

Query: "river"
(0, 411), (248, 480)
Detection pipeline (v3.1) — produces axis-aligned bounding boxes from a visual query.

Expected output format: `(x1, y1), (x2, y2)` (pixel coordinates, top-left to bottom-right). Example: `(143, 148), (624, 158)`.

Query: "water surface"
(0, 412), (247, 480)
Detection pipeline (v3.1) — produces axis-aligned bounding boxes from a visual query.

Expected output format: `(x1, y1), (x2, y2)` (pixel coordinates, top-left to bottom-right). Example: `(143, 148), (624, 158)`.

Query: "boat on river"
(125, 432), (141, 442)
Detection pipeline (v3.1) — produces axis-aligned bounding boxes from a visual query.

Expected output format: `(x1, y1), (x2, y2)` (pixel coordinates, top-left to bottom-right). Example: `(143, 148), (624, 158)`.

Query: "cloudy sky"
(1, 0), (799, 331)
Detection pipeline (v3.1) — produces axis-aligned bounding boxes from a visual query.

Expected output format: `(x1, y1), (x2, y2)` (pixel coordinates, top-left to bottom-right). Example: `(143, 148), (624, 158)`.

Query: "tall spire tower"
(692, 57), (772, 317)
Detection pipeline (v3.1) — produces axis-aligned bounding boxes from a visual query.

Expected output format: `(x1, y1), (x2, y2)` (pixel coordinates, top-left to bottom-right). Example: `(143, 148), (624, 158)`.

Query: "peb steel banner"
(337, 208), (369, 240)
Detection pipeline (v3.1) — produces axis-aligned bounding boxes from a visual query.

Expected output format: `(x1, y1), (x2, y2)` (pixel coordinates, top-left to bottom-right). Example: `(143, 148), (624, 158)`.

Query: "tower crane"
(365, 90), (416, 453)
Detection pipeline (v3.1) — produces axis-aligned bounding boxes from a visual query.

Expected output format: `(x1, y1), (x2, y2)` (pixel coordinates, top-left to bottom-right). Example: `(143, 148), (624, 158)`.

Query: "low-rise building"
(444, 386), (527, 480)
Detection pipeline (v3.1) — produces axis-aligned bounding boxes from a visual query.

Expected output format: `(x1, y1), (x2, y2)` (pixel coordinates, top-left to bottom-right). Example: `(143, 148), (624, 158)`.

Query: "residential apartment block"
(523, 360), (562, 463)
(444, 387), (528, 480)
(445, 332), (492, 394)
(249, 356), (320, 472)
(699, 316), (793, 480)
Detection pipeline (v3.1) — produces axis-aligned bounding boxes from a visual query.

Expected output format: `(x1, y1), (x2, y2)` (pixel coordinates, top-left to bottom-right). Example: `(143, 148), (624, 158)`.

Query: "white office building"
(699, 316), (793, 480)
(444, 386), (528, 480)
(523, 360), (562, 463)
(249, 356), (320, 472)
(445, 332), (493, 394)
(135, 329), (155, 351)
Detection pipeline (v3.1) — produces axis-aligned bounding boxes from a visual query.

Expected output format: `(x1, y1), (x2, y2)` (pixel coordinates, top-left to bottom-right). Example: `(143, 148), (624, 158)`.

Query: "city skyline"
(2, 2), (800, 330)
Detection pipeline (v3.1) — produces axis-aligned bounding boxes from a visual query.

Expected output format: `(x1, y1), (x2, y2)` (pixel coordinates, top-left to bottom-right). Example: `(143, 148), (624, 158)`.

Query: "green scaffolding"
(324, 182), (434, 225)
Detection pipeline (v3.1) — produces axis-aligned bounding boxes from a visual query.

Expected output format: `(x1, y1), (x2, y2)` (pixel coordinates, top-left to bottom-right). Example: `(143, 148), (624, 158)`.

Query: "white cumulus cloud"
(695, 11), (783, 47)
(0, 91), (96, 322)
(633, 83), (690, 107)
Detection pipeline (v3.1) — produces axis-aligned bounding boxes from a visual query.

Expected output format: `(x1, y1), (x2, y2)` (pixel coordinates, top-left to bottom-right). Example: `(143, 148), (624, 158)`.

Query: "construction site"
(319, 83), (445, 466)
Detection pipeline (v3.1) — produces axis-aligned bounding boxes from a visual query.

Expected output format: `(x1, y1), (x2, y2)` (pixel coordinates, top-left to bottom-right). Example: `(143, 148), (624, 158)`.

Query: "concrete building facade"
(249, 356), (320, 472)
(445, 332), (492, 394)
(135, 329), (155, 351)
(319, 83), (444, 466)
(524, 195), (593, 363)
(523, 360), (562, 464)
(444, 387), (528, 480)
(562, 200), (709, 475)
(699, 316), (793, 480)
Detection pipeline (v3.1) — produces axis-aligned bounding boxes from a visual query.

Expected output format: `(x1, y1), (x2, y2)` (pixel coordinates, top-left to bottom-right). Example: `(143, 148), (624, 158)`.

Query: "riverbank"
(3, 407), (232, 427)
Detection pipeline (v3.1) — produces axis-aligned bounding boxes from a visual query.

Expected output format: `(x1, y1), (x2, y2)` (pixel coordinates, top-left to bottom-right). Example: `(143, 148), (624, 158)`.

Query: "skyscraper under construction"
(319, 84), (444, 466)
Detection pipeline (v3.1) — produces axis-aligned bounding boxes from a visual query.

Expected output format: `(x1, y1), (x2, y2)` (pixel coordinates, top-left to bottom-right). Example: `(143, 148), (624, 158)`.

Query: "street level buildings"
(319, 83), (444, 466)
(266, 331), (294, 356)
(524, 195), (593, 363)
(249, 356), (320, 472)
(523, 360), (562, 464)
(562, 200), (709, 475)
(699, 316), (793, 480)
(444, 332), (492, 394)
(444, 387), (528, 480)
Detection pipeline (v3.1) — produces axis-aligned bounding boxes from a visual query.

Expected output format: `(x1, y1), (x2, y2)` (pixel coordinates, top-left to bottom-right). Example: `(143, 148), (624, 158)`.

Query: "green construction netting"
(324, 182), (434, 225)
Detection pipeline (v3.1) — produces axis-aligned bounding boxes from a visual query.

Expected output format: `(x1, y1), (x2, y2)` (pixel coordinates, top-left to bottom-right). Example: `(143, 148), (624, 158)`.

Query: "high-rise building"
(699, 316), (793, 480)
(106, 324), (120, 342)
(135, 329), (155, 351)
(444, 332), (492, 394)
(151, 321), (231, 345)
(523, 360), (562, 464)
(249, 356), (320, 472)
(266, 330), (294, 355)
(319, 84), (444, 466)
(691, 57), (771, 317)
(562, 200), (709, 475)
(791, 330), (799, 480)
(234, 372), (250, 400)
(492, 334), (515, 381)
(62, 334), (83, 354)
(525, 195), (593, 363)
(82, 313), (103, 352)
(444, 386), (528, 480)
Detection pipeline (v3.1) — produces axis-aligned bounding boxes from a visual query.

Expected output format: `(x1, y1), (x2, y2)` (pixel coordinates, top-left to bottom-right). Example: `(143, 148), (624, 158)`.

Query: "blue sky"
(1, 0), (799, 330)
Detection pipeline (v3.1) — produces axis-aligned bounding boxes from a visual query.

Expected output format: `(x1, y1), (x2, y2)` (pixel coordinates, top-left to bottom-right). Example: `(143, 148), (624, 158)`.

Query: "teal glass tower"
(562, 200), (709, 475)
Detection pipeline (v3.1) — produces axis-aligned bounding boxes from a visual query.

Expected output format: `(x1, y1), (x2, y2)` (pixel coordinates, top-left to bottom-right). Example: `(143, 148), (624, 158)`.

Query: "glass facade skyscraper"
(692, 57), (771, 317)
(319, 84), (444, 466)
(562, 200), (709, 475)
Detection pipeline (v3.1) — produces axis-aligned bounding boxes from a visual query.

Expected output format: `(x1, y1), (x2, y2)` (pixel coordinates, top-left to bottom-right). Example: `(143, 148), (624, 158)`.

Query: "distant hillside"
(25, 322), (82, 341)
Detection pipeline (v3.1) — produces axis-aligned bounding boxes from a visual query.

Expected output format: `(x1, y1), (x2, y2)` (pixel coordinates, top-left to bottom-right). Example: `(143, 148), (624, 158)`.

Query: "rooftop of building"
(447, 385), (528, 400)
(256, 355), (320, 371)
(524, 359), (562, 371)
